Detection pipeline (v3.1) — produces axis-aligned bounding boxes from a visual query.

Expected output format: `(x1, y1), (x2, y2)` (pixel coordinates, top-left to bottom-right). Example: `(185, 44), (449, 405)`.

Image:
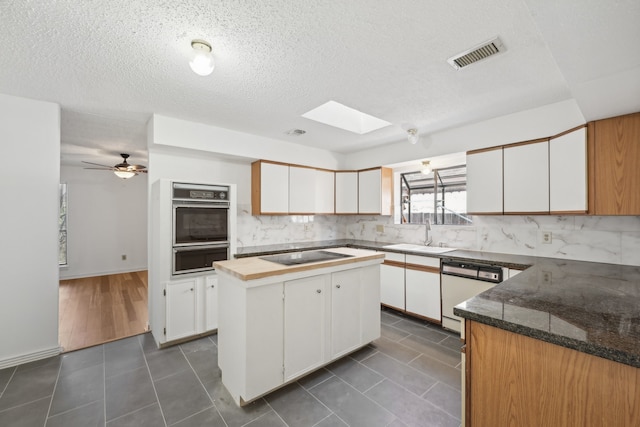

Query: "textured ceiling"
(0, 0), (638, 166)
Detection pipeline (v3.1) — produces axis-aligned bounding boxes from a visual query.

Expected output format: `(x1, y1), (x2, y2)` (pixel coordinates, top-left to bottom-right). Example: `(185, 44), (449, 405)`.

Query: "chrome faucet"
(424, 220), (432, 246)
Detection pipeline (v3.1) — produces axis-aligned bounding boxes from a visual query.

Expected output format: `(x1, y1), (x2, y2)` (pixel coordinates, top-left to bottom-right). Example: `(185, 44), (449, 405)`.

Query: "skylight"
(302, 100), (391, 134)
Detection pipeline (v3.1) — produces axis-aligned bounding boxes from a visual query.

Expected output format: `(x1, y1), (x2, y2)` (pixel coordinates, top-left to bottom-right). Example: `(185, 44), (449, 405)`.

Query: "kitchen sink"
(381, 243), (457, 254)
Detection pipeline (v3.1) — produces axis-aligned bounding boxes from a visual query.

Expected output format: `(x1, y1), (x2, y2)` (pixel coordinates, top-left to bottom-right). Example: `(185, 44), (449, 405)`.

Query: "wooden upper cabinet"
(591, 112), (640, 215)
(549, 126), (588, 213)
(358, 167), (393, 215)
(466, 147), (503, 214)
(503, 139), (550, 214)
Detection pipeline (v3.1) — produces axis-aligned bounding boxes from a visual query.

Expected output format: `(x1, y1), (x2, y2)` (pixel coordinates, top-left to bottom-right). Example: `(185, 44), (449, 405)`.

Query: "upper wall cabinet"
(591, 112), (640, 215)
(335, 171), (358, 214)
(289, 166), (335, 214)
(503, 139), (550, 214)
(252, 160), (289, 215)
(314, 169), (336, 214)
(253, 161), (336, 215)
(549, 126), (587, 213)
(466, 147), (503, 214)
(358, 167), (393, 215)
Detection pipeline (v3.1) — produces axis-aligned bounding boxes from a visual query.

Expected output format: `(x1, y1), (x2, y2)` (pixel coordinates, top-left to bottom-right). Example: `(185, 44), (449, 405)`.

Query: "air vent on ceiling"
(447, 37), (505, 70)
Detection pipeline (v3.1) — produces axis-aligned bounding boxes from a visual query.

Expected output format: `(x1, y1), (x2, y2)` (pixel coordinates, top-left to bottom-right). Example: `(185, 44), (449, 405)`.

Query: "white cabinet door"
(380, 252), (405, 310)
(549, 127), (587, 213)
(360, 265), (381, 344)
(315, 169), (335, 214)
(284, 275), (330, 381)
(504, 140), (550, 213)
(166, 279), (197, 341)
(405, 255), (441, 321)
(335, 172), (358, 213)
(289, 166), (316, 213)
(358, 168), (381, 214)
(204, 275), (218, 331)
(466, 148), (503, 214)
(331, 269), (361, 359)
(260, 162), (289, 214)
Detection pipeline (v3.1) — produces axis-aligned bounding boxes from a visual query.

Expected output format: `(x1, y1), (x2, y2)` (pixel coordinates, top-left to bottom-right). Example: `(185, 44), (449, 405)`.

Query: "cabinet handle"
(316, 289), (322, 293)
(210, 285), (215, 288)
(336, 284), (341, 289)
(190, 288), (194, 291)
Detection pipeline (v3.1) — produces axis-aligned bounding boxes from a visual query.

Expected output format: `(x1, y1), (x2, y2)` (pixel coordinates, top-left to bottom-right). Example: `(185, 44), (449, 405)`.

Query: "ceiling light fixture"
(407, 128), (419, 144)
(421, 161), (432, 175)
(189, 40), (215, 76)
(114, 170), (136, 179)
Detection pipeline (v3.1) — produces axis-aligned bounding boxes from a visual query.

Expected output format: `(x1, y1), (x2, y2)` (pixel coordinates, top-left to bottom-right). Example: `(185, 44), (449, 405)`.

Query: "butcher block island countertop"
(214, 247), (384, 406)
(213, 246), (384, 281)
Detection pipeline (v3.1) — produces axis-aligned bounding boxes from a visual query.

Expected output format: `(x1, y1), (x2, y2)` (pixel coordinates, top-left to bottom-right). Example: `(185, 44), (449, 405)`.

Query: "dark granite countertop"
(454, 258), (640, 368)
(235, 240), (640, 368)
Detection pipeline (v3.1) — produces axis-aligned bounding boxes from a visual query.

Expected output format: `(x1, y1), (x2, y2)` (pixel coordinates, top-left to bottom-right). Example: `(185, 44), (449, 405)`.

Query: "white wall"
(0, 93), (61, 367)
(60, 165), (148, 279)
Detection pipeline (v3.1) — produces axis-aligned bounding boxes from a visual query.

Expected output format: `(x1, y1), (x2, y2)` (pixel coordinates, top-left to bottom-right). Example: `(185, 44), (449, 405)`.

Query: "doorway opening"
(58, 271), (148, 352)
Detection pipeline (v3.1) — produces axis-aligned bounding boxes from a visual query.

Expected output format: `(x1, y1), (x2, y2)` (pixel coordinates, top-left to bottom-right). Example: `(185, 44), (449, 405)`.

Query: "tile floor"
(0, 309), (462, 427)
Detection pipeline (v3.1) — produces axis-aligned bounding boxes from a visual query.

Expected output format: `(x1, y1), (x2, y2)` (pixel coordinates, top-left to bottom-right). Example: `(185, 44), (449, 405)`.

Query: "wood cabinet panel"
(467, 321), (640, 427)
(593, 112), (640, 215)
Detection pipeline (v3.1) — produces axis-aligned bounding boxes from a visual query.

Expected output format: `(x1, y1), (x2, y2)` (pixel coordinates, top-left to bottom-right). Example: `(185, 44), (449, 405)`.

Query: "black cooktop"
(260, 250), (354, 266)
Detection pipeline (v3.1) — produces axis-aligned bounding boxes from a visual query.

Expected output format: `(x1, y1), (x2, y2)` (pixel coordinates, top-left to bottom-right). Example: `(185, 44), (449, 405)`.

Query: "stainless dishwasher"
(440, 260), (503, 333)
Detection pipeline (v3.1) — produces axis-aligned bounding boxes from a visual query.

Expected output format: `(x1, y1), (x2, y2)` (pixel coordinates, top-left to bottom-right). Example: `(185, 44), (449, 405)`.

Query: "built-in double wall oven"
(172, 182), (230, 276)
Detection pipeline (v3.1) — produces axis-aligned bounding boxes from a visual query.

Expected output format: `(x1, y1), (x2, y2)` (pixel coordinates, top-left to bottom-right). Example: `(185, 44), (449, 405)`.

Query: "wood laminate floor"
(59, 271), (148, 352)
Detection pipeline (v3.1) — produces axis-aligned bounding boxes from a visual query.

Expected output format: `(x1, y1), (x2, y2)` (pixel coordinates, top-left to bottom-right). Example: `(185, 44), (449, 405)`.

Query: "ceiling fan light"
(114, 170), (136, 179)
(189, 40), (215, 76)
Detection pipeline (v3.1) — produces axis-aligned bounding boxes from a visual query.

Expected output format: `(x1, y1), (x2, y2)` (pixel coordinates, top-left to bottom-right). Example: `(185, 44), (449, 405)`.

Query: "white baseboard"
(0, 346), (62, 370)
(59, 266), (148, 281)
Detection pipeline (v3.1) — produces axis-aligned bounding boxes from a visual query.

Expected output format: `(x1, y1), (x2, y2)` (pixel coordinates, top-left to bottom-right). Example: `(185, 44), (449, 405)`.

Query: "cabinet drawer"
(380, 251), (405, 264)
(405, 255), (440, 270)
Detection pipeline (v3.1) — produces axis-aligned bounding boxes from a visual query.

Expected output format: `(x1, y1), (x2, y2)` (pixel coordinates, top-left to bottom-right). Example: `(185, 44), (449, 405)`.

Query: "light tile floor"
(0, 309), (462, 427)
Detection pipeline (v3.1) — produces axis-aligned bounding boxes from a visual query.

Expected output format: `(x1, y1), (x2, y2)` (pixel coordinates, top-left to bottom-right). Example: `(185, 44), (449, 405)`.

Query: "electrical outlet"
(121, 254), (127, 261)
(541, 271), (551, 284)
(304, 224), (311, 232)
(541, 231), (552, 244)
(376, 224), (384, 233)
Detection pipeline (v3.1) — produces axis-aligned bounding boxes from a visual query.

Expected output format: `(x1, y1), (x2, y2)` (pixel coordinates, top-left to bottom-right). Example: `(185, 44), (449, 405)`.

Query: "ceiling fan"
(82, 153), (148, 179)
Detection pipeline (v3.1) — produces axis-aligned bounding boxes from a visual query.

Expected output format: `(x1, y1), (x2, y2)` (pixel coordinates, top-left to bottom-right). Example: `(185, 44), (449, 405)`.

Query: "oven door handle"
(173, 243), (229, 252)
(173, 202), (230, 209)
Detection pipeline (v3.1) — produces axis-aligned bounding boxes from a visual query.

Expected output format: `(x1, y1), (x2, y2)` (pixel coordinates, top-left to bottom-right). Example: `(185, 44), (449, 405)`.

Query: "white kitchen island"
(213, 247), (384, 406)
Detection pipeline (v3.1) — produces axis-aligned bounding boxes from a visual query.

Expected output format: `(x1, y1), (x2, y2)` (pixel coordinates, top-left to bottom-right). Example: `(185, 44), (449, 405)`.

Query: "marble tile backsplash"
(236, 203), (640, 266)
